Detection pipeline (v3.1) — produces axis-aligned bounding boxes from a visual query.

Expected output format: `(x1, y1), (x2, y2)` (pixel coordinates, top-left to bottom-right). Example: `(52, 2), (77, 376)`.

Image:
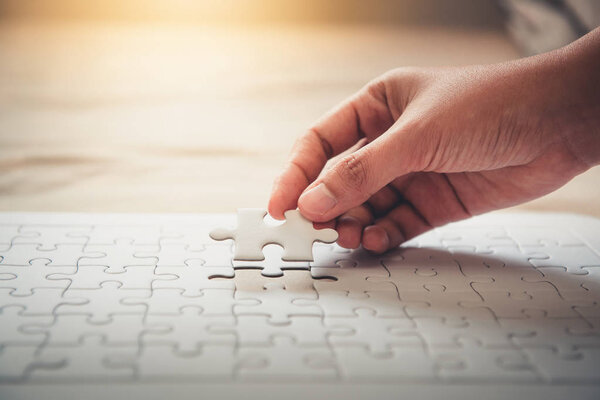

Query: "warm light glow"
(0, 0), (503, 29)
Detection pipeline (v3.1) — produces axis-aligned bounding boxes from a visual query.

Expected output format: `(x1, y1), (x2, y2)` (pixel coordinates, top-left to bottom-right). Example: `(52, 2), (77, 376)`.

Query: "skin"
(268, 28), (600, 253)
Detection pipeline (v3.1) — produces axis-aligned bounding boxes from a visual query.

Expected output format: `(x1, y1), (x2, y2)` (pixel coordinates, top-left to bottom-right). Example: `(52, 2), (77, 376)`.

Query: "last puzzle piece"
(209, 208), (338, 261)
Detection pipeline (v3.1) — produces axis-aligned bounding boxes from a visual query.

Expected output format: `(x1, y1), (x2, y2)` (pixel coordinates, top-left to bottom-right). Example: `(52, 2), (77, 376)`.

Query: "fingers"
(360, 172), (475, 253)
(362, 203), (432, 253)
(297, 129), (414, 222)
(336, 205), (374, 249)
(268, 81), (394, 219)
(366, 185), (402, 217)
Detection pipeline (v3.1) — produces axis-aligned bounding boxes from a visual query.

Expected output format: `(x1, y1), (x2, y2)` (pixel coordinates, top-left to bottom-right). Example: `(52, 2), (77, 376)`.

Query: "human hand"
(268, 29), (600, 253)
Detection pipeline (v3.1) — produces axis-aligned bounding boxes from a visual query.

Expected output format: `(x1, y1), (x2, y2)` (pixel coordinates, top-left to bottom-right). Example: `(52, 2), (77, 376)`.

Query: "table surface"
(0, 20), (598, 216)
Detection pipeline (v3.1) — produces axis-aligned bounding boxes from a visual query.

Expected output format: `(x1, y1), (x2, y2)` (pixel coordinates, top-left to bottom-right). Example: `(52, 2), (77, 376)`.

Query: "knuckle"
(384, 66), (419, 82)
(335, 153), (369, 192)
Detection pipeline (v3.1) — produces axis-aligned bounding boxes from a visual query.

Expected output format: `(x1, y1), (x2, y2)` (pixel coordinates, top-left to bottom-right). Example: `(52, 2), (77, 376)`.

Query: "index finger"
(268, 83), (393, 219)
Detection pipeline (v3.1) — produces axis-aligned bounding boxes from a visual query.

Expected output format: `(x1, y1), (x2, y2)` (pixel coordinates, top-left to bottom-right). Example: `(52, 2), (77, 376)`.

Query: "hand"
(268, 28), (600, 253)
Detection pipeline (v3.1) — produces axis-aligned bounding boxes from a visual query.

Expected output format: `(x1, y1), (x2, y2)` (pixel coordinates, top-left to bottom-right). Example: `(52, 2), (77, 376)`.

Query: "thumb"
(297, 127), (417, 222)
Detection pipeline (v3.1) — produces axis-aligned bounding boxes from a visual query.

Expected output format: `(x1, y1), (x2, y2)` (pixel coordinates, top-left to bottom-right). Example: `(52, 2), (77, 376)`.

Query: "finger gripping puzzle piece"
(275, 210), (338, 261)
(209, 209), (338, 262)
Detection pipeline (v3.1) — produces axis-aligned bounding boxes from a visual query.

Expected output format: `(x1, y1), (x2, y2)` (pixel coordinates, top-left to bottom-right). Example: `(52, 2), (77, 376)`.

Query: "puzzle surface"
(1, 212), (600, 397)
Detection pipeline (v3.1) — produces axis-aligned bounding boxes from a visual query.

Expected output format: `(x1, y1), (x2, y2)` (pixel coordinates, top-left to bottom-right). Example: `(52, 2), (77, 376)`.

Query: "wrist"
(544, 28), (600, 167)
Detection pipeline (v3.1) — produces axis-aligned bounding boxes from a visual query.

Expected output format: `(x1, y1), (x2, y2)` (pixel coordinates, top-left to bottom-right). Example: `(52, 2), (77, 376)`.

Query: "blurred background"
(0, 0), (598, 216)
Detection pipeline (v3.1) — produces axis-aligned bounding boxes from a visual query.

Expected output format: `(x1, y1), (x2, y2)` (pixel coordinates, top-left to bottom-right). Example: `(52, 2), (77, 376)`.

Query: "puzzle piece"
(527, 243), (600, 275)
(194, 244), (234, 268)
(372, 247), (488, 294)
(439, 226), (515, 252)
(29, 334), (136, 380)
(462, 244), (533, 267)
(0, 344), (41, 382)
(209, 315), (328, 347)
(48, 265), (177, 290)
(135, 243), (204, 267)
(403, 228), (445, 248)
(0, 287), (86, 316)
(122, 288), (257, 316)
(235, 335), (338, 381)
(499, 314), (600, 358)
(142, 306), (236, 354)
(523, 266), (599, 302)
(0, 259), (73, 295)
(153, 259), (235, 295)
(71, 225), (164, 245)
(580, 266), (600, 295)
(79, 238), (158, 273)
(463, 260), (556, 299)
(0, 305), (52, 346)
(325, 308), (419, 355)
(574, 302), (600, 320)
(0, 224), (37, 247)
(293, 290), (406, 318)
(462, 289), (591, 319)
(0, 243), (103, 266)
(521, 347), (600, 382)
(13, 225), (92, 250)
(160, 223), (221, 250)
(21, 314), (154, 346)
(55, 281), (148, 323)
(334, 345), (436, 380)
(401, 284), (496, 326)
(209, 209), (338, 261)
(309, 243), (354, 268)
(409, 317), (514, 349)
(432, 337), (536, 382)
(126, 345), (235, 379)
(311, 247), (395, 286)
(506, 226), (585, 247)
(234, 282), (321, 325)
(311, 258), (393, 293)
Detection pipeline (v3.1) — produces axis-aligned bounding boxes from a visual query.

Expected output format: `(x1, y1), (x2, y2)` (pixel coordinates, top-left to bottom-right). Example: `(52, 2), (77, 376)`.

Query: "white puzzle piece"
(209, 209), (338, 261)
(13, 225), (92, 250)
(128, 345), (235, 380)
(0, 243), (102, 267)
(432, 337), (537, 382)
(152, 259), (236, 295)
(0, 259), (73, 295)
(209, 315), (329, 347)
(79, 239), (158, 273)
(235, 335), (338, 381)
(142, 306), (236, 354)
(28, 334), (137, 381)
(324, 308), (419, 355)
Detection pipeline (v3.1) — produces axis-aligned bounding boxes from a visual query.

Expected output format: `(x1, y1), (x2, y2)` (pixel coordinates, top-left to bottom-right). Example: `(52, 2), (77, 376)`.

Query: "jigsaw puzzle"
(0, 211), (600, 399)
(209, 208), (338, 261)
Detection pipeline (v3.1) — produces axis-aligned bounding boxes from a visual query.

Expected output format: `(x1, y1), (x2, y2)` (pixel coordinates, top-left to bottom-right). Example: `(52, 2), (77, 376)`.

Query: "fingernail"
(299, 183), (337, 216)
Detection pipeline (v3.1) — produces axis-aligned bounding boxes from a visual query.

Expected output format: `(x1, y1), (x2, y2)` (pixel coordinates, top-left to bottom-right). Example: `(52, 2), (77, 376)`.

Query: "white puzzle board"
(0, 211), (599, 400)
